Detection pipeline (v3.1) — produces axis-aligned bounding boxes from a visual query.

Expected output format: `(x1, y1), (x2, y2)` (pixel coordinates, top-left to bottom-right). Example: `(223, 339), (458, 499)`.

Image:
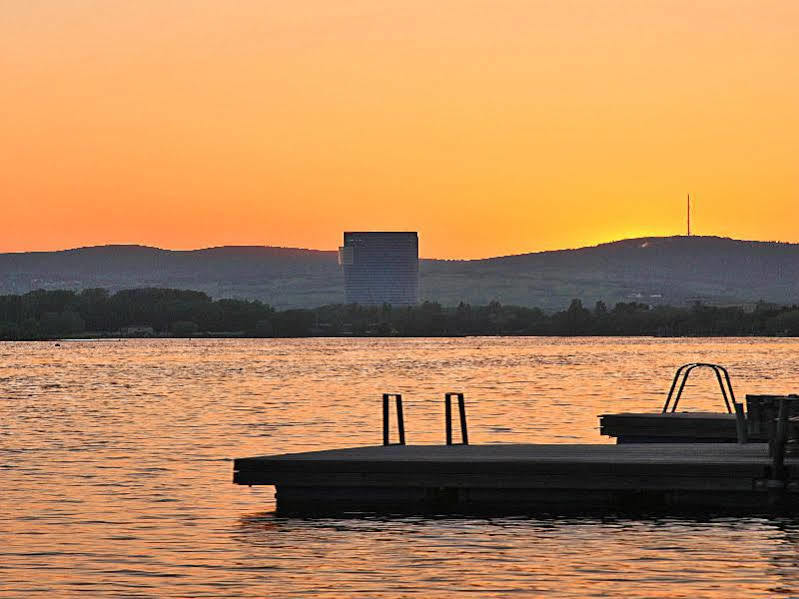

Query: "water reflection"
(233, 512), (799, 597)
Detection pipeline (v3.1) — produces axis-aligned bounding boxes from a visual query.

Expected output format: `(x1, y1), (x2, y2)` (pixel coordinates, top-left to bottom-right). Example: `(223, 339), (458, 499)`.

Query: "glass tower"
(338, 232), (419, 306)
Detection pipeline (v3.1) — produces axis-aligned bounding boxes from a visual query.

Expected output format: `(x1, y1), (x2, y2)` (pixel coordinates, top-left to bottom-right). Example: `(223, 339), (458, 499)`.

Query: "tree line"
(0, 288), (798, 340)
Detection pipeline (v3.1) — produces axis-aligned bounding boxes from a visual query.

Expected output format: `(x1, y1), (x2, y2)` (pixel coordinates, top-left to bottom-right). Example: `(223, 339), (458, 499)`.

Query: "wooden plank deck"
(233, 443), (799, 514)
(599, 412), (744, 443)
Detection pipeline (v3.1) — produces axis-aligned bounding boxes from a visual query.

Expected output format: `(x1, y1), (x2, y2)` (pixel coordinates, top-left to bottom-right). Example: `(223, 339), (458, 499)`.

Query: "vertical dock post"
(768, 398), (789, 506)
(734, 402), (748, 444)
(382, 393), (405, 446)
(772, 398), (788, 479)
(445, 392), (469, 445)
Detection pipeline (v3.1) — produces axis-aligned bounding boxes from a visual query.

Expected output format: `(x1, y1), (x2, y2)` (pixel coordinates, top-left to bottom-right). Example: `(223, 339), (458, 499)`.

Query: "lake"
(3, 337), (799, 597)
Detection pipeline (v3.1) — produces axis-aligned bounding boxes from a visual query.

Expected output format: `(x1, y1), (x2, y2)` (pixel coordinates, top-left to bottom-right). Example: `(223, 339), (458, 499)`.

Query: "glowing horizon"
(3, 1), (798, 260)
(7, 231), (799, 263)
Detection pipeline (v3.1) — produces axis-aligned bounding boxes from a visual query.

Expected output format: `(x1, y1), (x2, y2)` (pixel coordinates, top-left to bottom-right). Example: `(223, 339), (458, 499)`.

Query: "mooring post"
(773, 398), (789, 480)
(768, 398), (789, 506)
(734, 402), (748, 444)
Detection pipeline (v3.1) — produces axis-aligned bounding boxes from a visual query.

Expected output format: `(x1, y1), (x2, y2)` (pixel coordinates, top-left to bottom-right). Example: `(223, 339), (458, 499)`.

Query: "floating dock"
(233, 382), (799, 515)
(233, 443), (799, 514)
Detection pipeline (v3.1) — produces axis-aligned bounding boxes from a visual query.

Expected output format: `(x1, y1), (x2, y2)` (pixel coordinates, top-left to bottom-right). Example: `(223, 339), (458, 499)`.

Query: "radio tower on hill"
(687, 194), (691, 236)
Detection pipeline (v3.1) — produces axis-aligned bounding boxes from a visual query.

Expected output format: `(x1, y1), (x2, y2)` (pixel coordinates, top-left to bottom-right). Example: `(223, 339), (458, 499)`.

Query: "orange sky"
(2, 1), (797, 259)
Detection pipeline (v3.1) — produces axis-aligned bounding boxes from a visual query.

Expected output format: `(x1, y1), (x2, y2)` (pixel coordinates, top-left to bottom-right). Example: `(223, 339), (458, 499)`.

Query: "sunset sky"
(2, 1), (797, 259)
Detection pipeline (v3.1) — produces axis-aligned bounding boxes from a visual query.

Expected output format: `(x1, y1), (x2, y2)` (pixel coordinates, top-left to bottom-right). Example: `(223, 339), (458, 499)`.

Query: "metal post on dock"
(772, 399), (789, 480)
(768, 398), (789, 506)
(445, 392), (469, 445)
(734, 402), (748, 444)
(382, 393), (405, 446)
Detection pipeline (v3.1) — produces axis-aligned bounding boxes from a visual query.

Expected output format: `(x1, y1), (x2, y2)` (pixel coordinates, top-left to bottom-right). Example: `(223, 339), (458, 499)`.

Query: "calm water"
(3, 337), (799, 597)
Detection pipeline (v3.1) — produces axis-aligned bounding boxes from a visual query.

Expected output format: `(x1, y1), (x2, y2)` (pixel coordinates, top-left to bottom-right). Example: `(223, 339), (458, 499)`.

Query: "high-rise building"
(338, 232), (419, 306)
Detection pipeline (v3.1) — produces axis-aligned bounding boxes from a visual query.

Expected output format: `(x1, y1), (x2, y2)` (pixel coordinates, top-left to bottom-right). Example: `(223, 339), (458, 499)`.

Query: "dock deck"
(234, 443), (799, 514)
(599, 412), (744, 443)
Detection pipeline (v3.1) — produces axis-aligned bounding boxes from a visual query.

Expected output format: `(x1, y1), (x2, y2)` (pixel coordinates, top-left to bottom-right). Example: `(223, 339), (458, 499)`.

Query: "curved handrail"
(662, 363), (736, 414)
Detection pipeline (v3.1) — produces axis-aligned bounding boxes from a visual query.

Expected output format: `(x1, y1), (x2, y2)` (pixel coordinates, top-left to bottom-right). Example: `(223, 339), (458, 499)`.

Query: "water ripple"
(3, 337), (799, 597)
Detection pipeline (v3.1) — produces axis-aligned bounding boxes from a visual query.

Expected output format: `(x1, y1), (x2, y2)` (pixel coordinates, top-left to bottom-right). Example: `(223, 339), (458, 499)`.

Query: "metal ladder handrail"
(662, 362), (736, 414)
(445, 392), (469, 445)
(382, 393), (406, 445)
(381, 392), (472, 446)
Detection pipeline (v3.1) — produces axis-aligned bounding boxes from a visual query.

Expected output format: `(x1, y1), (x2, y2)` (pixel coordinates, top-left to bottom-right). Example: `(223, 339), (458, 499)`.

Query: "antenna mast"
(687, 193), (691, 236)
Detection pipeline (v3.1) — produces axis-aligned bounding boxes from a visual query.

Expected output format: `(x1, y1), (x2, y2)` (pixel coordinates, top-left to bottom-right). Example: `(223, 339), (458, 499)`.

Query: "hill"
(1, 236), (798, 310)
(0, 245), (341, 309)
(424, 236), (799, 310)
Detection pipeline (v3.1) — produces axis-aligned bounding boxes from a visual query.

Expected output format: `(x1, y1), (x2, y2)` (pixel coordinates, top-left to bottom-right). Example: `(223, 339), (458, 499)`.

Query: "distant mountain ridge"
(1, 236), (798, 310)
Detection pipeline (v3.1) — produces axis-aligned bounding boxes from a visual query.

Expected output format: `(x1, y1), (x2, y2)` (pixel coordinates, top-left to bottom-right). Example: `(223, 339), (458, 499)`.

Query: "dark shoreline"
(2, 287), (798, 341)
(5, 333), (799, 343)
